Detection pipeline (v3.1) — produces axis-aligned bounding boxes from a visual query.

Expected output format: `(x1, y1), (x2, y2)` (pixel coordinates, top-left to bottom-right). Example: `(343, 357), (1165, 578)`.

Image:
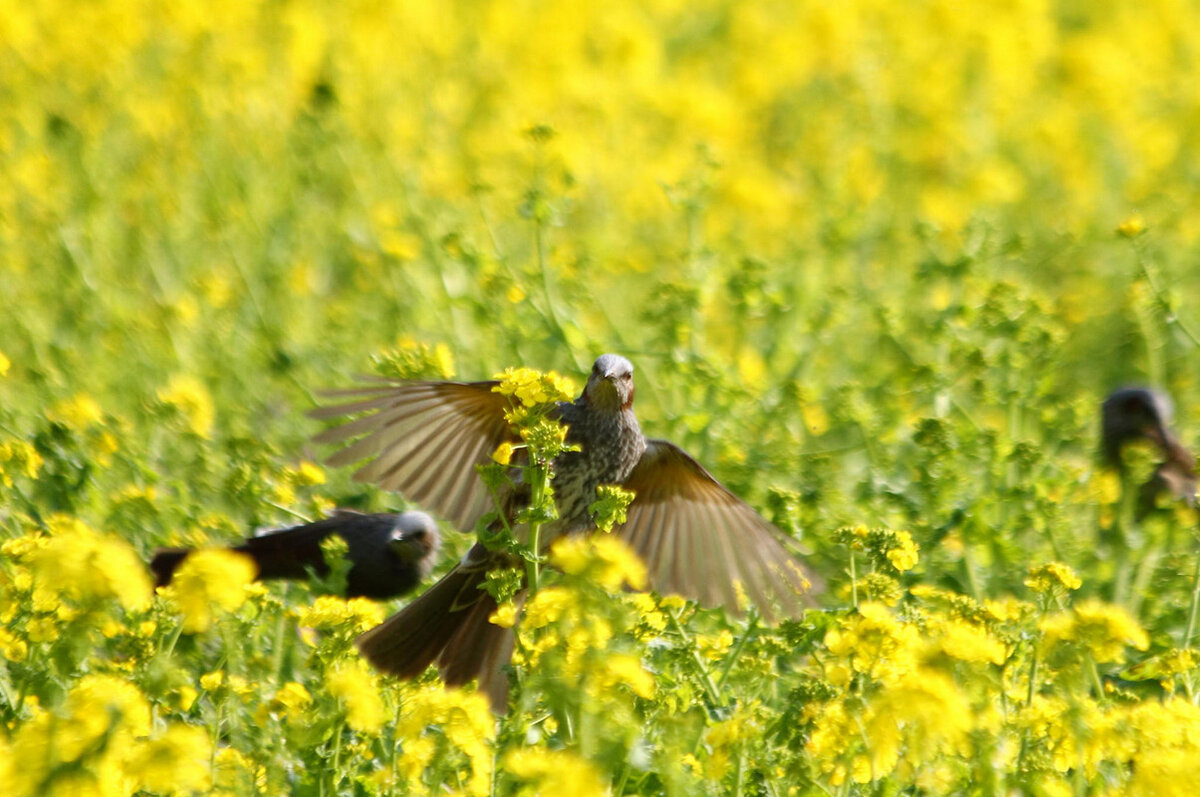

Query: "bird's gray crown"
(592, 353), (633, 379)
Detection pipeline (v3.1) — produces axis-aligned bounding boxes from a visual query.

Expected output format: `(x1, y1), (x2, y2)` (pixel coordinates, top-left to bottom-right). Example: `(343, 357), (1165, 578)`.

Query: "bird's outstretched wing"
(311, 380), (516, 530)
(616, 439), (817, 621)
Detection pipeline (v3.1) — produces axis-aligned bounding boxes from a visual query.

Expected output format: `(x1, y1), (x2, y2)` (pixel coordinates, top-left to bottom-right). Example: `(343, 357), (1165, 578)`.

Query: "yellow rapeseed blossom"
(885, 531), (920, 572)
(1026, 562), (1083, 595)
(0, 349), (9, 376)
(489, 601), (518, 628)
(296, 595), (384, 635)
(1117, 213), (1147, 238)
(397, 686), (495, 796)
(492, 441), (516, 465)
(168, 549), (257, 633)
(326, 660), (385, 733)
(268, 682), (313, 720)
(1, 674), (152, 796)
(131, 724), (213, 794)
(550, 534), (647, 591)
(1041, 599), (1149, 664)
(28, 516), (152, 612)
(492, 366), (576, 407)
(594, 652), (656, 699)
(503, 748), (606, 797)
(157, 374), (215, 436)
(199, 671), (225, 691)
(291, 460), (326, 485)
(934, 619), (1008, 666)
(46, 394), (103, 430)
(0, 440), (43, 485)
(824, 602), (921, 683)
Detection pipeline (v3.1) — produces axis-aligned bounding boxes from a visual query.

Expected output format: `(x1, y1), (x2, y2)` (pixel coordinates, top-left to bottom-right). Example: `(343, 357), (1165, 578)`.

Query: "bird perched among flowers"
(312, 353), (816, 708)
(150, 509), (441, 600)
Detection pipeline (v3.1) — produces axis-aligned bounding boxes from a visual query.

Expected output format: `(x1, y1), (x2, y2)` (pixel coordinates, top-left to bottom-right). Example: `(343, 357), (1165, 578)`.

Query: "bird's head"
(1101, 386), (1175, 466)
(387, 511), (441, 569)
(584, 353), (635, 411)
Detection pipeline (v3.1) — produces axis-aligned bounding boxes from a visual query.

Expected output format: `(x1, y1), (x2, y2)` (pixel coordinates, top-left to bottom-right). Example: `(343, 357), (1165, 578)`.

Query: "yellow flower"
(199, 671), (225, 691)
(1041, 599), (1149, 663)
(1025, 562), (1083, 595)
(175, 685), (199, 712)
(327, 661), (385, 733)
(935, 620), (1007, 666)
(0, 628), (28, 662)
(595, 652), (656, 699)
(157, 374), (215, 436)
(168, 549), (257, 633)
(46, 394), (103, 430)
(296, 595), (384, 635)
(292, 460), (326, 486)
(489, 601), (518, 628)
(28, 517), (152, 612)
(397, 686), (495, 795)
(0, 440), (42, 486)
(1117, 212), (1147, 237)
(550, 534), (647, 591)
(0, 349), (9, 376)
(269, 682), (313, 720)
(492, 367), (576, 407)
(132, 724), (213, 794)
(885, 531), (919, 572)
(492, 441), (516, 465)
(503, 748), (606, 797)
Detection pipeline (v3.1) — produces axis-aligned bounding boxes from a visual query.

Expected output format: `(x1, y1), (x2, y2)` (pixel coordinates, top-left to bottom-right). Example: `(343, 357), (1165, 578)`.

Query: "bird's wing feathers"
(616, 438), (815, 620)
(311, 381), (516, 530)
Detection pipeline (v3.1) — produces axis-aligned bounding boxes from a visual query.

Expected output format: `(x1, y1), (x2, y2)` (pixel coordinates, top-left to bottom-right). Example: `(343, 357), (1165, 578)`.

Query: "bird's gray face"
(584, 353), (635, 411)
(387, 512), (441, 560)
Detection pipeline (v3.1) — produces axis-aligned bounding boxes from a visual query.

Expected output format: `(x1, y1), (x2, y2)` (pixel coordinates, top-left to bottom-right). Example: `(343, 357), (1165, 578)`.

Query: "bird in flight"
(313, 353), (817, 708)
(150, 509), (440, 600)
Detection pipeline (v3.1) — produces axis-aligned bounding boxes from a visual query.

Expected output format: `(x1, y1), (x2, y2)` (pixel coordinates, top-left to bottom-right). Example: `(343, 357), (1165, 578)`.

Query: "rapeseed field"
(4, 1), (1200, 793)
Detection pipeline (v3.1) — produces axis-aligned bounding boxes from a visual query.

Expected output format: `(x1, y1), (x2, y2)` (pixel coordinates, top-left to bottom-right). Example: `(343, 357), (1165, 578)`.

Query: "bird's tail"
(356, 551), (515, 711)
(149, 548), (192, 587)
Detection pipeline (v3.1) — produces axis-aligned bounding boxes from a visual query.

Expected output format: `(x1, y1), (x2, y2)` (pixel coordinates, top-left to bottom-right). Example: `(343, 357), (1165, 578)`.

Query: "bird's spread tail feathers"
(355, 550), (515, 710)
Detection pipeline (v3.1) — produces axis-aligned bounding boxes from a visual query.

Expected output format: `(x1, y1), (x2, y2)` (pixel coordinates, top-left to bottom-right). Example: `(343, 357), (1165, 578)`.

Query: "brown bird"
(150, 509), (441, 600)
(312, 353), (816, 709)
(1101, 386), (1176, 468)
(1100, 386), (1198, 512)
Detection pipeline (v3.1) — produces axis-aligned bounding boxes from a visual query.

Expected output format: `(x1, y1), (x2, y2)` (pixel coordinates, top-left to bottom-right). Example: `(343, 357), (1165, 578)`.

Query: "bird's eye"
(621, 373), (632, 381)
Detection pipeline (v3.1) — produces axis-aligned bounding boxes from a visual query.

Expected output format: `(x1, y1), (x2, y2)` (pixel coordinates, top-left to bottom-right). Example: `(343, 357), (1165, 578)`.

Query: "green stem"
(1087, 655), (1106, 700)
(525, 464), (547, 594)
(716, 614), (758, 692)
(668, 608), (721, 708)
(1184, 552), (1200, 649)
(849, 550), (858, 609)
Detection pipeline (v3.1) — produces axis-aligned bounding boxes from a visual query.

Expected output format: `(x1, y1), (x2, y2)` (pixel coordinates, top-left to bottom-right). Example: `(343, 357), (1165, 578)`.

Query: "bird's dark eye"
(621, 373), (632, 381)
